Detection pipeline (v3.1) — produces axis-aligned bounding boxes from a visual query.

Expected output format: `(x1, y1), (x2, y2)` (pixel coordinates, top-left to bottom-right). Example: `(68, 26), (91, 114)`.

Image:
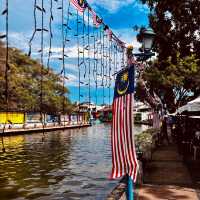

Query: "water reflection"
(0, 124), (147, 200)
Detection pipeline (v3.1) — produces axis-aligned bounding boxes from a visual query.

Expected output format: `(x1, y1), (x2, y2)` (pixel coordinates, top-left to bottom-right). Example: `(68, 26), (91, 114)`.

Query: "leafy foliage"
(141, 0), (200, 60)
(0, 41), (73, 114)
(142, 55), (200, 112)
(136, 0), (200, 112)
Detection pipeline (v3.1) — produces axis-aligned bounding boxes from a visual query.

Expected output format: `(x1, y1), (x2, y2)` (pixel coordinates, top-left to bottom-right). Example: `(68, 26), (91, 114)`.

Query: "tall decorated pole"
(110, 45), (139, 200)
(126, 45), (136, 200)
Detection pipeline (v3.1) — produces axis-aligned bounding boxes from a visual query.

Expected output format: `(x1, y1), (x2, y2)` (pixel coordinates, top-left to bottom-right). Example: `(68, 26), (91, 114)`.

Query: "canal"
(0, 124), (148, 200)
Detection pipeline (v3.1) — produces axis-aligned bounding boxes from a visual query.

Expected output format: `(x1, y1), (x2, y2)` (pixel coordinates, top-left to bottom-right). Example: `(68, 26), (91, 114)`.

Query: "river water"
(0, 123), (148, 200)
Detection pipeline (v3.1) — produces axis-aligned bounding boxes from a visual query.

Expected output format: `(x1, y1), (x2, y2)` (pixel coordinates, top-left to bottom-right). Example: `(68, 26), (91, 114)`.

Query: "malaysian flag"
(90, 9), (102, 27)
(104, 25), (113, 41)
(70, 0), (87, 12)
(111, 66), (139, 182)
(107, 29), (113, 41)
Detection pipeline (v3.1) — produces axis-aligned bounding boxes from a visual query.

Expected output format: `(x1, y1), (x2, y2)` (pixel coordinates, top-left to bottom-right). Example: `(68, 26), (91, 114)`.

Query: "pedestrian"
(161, 117), (170, 145)
(193, 124), (200, 146)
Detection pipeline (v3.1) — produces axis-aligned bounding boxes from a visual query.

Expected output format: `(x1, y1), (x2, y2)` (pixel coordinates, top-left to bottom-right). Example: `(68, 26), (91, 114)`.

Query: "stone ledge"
(106, 173), (141, 200)
(106, 177), (128, 200)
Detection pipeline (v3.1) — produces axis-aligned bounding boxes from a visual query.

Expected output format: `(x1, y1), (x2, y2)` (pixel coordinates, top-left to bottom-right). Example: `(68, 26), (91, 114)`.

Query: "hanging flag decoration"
(111, 66), (139, 182)
(107, 29), (113, 41)
(104, 25), (113, 41)
(70, 0), (88, 12)
(117, 39), (125, 49)
(70, 0), (126, 49)
(90, 8), (102, 27)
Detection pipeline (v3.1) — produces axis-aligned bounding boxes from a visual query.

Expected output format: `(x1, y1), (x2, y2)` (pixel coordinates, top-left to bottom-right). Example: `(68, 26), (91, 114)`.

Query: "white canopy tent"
(177, 96), (200, 113)
(187, 97), (200, 112)
(188, 96), (200, 104)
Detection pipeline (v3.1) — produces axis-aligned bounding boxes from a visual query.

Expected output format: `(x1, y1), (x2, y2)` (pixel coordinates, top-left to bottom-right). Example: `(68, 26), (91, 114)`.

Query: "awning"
(177, 96), (200, 113)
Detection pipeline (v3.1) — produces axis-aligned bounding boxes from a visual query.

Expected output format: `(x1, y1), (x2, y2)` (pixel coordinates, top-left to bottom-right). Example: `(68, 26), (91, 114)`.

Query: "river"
(0, 123), (148, 200)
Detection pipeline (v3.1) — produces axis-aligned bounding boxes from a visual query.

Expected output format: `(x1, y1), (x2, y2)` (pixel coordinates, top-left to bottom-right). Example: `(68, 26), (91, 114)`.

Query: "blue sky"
(0, 0), (149, 105)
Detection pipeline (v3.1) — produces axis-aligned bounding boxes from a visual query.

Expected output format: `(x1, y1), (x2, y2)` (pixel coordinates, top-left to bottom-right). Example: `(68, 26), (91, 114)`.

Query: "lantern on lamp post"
(141, 28), (155, 52)
(134, 27), (155, 61)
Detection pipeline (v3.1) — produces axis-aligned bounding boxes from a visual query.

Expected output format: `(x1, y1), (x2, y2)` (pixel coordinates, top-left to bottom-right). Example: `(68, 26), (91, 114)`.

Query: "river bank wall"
(1, 123), (91, 136)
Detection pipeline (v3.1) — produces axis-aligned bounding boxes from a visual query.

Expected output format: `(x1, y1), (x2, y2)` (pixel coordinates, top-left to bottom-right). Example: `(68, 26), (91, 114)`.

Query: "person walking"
(161, 117), (170, 145)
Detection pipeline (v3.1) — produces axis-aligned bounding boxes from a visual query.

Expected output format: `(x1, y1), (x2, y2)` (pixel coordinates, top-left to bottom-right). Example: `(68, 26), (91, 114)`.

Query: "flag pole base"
(127, 175), (134, 200)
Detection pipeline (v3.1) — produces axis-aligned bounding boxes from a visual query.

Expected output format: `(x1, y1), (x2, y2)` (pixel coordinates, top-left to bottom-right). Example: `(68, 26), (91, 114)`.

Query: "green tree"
(135, 0), (200, 112)
(0, 41), (74, 114)
(137, 54), (200, 112)
(140, 0), (200, 60)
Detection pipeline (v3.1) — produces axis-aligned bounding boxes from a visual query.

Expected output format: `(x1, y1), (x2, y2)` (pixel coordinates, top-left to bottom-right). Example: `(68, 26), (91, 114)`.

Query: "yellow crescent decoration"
(117, 81), (129, 95)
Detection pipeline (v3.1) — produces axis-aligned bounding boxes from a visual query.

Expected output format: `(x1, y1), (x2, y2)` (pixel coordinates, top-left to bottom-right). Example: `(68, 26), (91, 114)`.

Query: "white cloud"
(112, 28), (141, 51)
(88, 0), (132, 13)
(66, 73), (78, 85)
(87, 0), (148, 13)
(5, 31), (31, 52)
(5, 31), (51, 56)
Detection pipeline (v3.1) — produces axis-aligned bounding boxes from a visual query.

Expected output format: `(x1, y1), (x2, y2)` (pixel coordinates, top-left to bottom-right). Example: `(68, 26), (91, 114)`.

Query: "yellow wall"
(0, 112), (25, 124)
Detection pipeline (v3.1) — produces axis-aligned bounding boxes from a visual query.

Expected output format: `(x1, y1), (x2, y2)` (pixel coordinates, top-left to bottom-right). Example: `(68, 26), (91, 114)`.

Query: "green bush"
(135, 128), (159, 157)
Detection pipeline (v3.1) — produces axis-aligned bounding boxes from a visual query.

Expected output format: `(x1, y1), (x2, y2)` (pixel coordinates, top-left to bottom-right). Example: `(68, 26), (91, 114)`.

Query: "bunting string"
(40, 0), (45, 135)
(1, 0), (127, 119)
(87, 8), (91, 108)
(76, 10), (81, 115)
(28, 0), (37, 57)
(5, 0), (9, 111)
(47, 0), (53, 71)
(0, 0), (130, 149)
(61, 0), (65, 119)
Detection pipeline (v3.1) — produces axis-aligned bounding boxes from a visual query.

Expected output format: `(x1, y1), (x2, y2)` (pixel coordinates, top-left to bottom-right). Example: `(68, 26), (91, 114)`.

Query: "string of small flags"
(70, 0), (126, 49)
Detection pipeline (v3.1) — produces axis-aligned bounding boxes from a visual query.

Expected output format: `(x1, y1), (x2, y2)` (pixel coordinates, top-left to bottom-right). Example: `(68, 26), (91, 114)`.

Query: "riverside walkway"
(138, 144), (199, 200)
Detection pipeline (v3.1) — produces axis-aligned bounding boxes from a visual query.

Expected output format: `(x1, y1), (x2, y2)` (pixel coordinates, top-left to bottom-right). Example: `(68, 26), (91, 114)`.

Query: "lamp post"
(134, 27), (155, 61)
(125, 28), (155, 200)
(142, 28), (155, 52)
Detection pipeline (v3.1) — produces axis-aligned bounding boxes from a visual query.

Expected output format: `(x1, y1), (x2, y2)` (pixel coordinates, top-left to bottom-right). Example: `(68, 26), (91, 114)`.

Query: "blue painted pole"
(127, 175), (134, 200)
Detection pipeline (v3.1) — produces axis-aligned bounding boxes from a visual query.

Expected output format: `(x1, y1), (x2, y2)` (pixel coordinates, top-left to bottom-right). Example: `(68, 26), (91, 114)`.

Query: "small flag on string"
(70, 0), (87, 12)
(90, 9), (102, 27)
(104, 25), (112, 41)
(117, 39), (125, 48)
(107, 29), (113, 41)
(111, 66), (139, 182)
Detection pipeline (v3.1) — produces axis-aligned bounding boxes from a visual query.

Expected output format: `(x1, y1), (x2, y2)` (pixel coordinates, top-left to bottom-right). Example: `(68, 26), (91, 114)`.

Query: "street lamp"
(134, 27), (155, 61)
(142, 28), (155, 52)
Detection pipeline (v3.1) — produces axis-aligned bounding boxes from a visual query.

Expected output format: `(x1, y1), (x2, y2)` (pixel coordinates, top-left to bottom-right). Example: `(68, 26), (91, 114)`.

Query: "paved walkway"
(138, 144), (199, 200)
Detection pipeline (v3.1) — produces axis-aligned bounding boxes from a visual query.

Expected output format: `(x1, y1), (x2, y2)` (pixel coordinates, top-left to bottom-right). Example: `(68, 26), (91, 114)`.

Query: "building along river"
(0, 123), (148, 200)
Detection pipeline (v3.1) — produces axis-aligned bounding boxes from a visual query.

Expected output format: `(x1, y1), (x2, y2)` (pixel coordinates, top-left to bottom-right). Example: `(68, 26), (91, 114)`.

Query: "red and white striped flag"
(70, 0), (87, 12)
(106, 29), (113, 41)
(104, 25), (113, 41)
(90, 9), (102, 27)
(111, 66), (139, 182)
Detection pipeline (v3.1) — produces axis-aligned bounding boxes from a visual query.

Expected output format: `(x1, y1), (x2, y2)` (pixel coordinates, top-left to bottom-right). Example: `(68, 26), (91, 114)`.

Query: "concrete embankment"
(106, 170), (142, 200)
(1, 123), (91, 135)
(106, 177), (128, 200)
